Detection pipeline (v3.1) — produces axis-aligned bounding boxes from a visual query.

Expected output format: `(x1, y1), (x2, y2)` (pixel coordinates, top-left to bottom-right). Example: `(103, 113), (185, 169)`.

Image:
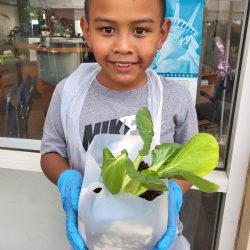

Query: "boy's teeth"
(115, 63), (131, 67)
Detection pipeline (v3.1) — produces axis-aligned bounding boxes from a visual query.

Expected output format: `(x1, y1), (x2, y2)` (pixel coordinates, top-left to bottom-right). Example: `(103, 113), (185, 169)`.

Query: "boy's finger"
(156, 225), (176, 249)
(66, 208), (85, 250)
(67, 231), (85, 250)
(70, 187), (81, 211)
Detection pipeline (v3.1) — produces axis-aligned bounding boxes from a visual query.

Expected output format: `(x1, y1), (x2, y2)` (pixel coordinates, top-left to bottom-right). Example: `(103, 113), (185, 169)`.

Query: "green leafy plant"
(101, 107), (219, 196)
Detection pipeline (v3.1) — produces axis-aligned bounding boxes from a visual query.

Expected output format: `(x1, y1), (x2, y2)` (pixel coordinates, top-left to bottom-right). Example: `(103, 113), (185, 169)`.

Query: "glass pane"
(0, 0), (93, 139)
(196, 0), (246, 168)
(181, 191), (223, 250)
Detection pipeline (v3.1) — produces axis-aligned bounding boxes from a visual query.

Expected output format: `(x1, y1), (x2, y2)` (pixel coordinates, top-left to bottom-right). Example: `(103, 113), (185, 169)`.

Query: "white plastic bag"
(78, 134), (168, 250)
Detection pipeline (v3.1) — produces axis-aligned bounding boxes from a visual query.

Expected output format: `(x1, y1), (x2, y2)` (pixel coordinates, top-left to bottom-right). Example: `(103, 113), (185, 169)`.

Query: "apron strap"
(61, 63), (100, 137)
(146, 69), (163, 146)
(61, 63), (100, 170)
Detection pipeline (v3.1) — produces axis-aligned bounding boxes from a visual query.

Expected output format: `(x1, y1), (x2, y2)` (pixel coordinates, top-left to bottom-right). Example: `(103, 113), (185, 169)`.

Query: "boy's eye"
(134, 28), (148, 35)
(101, 27), (115, 33)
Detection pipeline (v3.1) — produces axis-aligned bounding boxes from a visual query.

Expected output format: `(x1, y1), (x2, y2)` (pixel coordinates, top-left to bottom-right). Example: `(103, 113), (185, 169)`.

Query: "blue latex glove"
(57, 169), (86, 250)
(153, 180), (183, 250)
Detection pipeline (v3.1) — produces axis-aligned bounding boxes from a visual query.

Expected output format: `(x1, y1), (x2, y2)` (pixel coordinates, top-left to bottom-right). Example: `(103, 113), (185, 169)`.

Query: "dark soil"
(138, 161), (150, 172)
(93, 187), (102, 193)
(138, 161), (163, 201)
(139, 190), (163, 201)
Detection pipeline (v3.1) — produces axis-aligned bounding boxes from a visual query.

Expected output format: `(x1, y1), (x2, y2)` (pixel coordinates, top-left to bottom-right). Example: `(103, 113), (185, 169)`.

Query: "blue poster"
(151, 0), (204, 101)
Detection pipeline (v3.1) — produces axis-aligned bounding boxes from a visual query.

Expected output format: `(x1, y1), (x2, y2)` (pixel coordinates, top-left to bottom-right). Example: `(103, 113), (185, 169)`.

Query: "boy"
(41, 0), (198, 249)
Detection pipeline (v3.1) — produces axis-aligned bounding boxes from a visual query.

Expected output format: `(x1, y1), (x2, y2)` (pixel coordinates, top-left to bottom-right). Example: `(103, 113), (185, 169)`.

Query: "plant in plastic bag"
(78, 107), (219, 250)
(78, 133), (169, 250)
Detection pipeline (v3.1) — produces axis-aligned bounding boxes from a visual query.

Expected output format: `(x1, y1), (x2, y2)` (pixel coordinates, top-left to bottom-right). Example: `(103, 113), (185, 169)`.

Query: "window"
(197, 1), (246, 169)
(184, 1), (248, 249)
(0, 0), (93, 144)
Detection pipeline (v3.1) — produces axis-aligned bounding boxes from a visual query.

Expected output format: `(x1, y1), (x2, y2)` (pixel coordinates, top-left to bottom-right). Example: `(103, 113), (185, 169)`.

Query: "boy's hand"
(57, 169), (86, 250)
(153, 180), (183, 250)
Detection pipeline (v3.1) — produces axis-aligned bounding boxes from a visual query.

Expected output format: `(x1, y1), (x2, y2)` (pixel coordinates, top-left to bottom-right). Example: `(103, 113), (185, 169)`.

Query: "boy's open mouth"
(110, 61), (136, 73)
(115, 63), (133, 67)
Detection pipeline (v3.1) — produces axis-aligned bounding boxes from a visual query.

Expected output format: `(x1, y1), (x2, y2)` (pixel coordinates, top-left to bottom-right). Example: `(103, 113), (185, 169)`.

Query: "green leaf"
(159, 133), (219, 178)
(163, 169), (219, 193)
(122, 178), (143, 196)
(150, 143), (182, 172)
(123, 158), (168, 195)
(101, 148), (128, 194)
(141, 169), (161, 178)
(102, 148), (115, 168)
(122, 159), (144, 195)
(136, 107), (154, 156)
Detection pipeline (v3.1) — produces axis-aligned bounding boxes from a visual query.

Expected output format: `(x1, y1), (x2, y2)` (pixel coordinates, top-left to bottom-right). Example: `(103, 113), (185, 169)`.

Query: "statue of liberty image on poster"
(151, 0), (204, 101)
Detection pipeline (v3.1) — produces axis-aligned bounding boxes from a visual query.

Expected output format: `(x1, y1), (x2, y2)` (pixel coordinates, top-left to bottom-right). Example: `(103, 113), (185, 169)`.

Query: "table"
(12, 43), (92, 53)
(196, 84), (216, 126)
(202, 71), (218, 85)
(0, 63), (22, 98)
(12, 42), (92, 85)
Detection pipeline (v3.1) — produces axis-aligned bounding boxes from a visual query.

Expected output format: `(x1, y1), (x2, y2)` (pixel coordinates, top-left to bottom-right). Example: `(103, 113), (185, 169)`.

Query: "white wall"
(0, 4), (19, 40)
(0, 168), (71, 250)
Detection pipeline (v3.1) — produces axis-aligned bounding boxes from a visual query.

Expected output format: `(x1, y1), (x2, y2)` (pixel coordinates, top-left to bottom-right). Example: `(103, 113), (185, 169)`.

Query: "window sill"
(0, 148), (229, 193)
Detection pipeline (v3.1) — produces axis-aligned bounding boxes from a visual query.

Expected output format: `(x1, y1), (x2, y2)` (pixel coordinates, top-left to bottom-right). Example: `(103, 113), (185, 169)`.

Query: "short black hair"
(84, 0), (166, 25)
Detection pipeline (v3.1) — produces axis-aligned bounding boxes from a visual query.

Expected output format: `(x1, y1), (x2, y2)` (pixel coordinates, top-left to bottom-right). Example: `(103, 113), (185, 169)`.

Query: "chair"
(4, 75), (37, 138)
(196, 69), (234, 141)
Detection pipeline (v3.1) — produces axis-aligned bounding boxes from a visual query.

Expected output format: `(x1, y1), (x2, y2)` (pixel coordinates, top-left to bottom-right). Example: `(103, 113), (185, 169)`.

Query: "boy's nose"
(113, 35), (133, 54)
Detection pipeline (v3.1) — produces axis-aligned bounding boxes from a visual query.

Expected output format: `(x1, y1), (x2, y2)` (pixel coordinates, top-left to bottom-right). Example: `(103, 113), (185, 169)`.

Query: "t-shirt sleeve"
(174, 87), (198, 144)
(40, 80), (68, 158)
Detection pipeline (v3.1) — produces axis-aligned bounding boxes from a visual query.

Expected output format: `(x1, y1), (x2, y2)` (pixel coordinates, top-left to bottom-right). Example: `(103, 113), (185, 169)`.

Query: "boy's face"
(81, 0), (170, 90)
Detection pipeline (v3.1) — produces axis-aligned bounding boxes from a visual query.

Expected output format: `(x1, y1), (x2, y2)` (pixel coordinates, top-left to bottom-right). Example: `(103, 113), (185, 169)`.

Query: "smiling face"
(81, 0), (170, 90)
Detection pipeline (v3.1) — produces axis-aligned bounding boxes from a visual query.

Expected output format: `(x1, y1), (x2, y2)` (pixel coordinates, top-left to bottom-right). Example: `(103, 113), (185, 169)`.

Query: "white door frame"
(215, 12), (250, 250)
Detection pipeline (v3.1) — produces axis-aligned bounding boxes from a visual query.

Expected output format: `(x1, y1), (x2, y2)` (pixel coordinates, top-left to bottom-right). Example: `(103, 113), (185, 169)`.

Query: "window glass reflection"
(181, 190), (222, 250)
(197, 1), (244, 168)
(0, 0), (244, 153)
(0, 0), (94, 139)
(182, 1), (246, 249)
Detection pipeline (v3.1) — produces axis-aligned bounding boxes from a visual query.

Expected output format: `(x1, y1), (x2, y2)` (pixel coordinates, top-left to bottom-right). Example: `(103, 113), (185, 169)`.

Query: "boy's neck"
(96, 71), (148, 91)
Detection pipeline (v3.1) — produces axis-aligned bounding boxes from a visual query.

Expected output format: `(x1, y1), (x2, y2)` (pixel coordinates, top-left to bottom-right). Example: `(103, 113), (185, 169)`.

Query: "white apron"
(61, 63), (189, 250)
(61, 63), (163, 173)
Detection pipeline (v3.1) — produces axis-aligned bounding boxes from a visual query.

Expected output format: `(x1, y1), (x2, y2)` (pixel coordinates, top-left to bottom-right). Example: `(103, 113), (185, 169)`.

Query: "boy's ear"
(157, 19), (171, 50)
(80, 17), (92, 48)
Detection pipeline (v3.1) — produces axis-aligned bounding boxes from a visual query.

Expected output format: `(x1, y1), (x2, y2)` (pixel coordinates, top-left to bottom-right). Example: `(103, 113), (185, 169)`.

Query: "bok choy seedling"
(101, 107), (219, 196)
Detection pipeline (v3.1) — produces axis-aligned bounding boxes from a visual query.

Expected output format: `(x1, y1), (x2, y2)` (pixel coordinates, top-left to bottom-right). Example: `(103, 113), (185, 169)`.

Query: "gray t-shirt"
(41, 76), (198, 158)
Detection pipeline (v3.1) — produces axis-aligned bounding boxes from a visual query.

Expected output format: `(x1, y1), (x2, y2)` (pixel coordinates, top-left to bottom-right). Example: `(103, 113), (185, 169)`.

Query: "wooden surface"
(13, 43), (92, 53)
(197, 84), (216, 126)
(202, 70), (218, 85)
(235, 159), (250, 250)
(197, 84), (216, 105)
(0, 63), (19, 98)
